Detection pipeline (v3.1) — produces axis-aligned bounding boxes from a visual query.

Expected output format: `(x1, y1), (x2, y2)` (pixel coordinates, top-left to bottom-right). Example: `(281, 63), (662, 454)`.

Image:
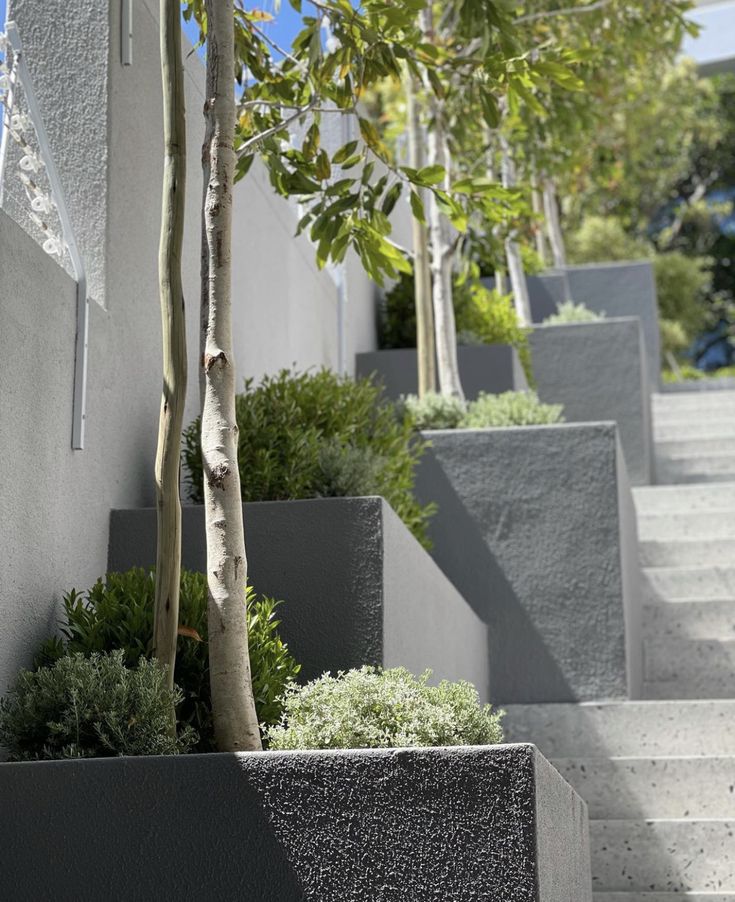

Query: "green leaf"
(409, 190), (425, 223)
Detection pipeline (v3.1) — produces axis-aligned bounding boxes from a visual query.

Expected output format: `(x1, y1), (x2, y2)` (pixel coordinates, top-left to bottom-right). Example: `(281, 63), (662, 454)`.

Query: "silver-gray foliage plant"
(403, 391), (564, 430)
(543, 300), (606, 325)
(266, 666), (504, 750)
(0, 650), (197, 760)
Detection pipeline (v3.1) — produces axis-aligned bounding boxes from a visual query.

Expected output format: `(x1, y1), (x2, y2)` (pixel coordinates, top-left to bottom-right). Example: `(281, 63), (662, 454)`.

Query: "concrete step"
(595, 894), (735, 902)
(654, 424), (735, 443)
(590, 818), (735, 893)
(554, 756), (735, 819)
(643, 566), (735, 602)
(637, 513), (735, 542)
(652, 389), (735, 408)
(639, 539), (734, 568)
(656, 438), (735, 457)
(503, 700), (735, 757)
(643, 637), (735, 698)
(634, 484), (735, 514)
(655, 453), (735, 485)
(644, 599), (735, 639)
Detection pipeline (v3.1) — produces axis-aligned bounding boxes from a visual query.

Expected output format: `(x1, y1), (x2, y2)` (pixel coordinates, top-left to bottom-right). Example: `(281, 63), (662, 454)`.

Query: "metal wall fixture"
(121, 0), (133, 66)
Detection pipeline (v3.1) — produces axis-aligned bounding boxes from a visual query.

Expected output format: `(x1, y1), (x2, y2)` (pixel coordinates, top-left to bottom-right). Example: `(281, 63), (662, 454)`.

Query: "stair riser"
(554, 757), (735, 820)
(655, 465), (735, 486)
(638, 514), (735, 542)
(644, 600), (735, 639)
(656, 438), (735, 456)
(594, 892), (735, 901)
(643, 638), (735, 697)
(640, 540), (735, 568)
(503, 702), (735, 757)
(590, 820), (735, 893)
(634, 485), (735, 514)
(643, 568), (735, 602)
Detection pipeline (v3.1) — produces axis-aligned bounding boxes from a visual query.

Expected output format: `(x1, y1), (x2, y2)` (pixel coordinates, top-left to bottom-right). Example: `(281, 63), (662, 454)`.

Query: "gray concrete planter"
(482, 271), (572, 323)
(416, 423), (642, 704)
(108, 497), (489, 696)
(0, 744), (592, 901)
(355, 345), (527, 401)
(564, 261), (661, 389)
(530, 318), (653, 485)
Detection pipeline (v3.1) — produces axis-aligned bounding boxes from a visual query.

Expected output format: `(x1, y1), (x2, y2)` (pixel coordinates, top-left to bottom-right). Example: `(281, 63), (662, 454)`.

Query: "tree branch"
(516, 0), (613, 26)
(236, 98), (319, 157)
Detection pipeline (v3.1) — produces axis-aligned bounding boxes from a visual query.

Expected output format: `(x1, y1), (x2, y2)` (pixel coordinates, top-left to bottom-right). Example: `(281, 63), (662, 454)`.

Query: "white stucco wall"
(0, 1), (380, 694)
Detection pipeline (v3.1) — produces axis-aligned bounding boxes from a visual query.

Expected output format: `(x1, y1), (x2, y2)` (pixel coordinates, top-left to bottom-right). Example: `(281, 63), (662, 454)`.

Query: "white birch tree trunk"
(543, 177), (567, 269)
(153, 0), (187, 692)
(201, 0), (262, 753)
(405, 69), (436, 397)
(531, 167), (548, 268)
(420, 6), (464, 401)
(500, 135), (533, 327)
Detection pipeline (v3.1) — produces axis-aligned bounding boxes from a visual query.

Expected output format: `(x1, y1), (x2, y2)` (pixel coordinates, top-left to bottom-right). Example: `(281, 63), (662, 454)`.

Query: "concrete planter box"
(482, 271), (572, 323)
(108, 497), (489, 695)
(530, 318), (653, 485)
(355, 345), (527, 401)
(564, 261), (661, 389)
(416, 424), (642, 704)
(0, 744), (592, 901)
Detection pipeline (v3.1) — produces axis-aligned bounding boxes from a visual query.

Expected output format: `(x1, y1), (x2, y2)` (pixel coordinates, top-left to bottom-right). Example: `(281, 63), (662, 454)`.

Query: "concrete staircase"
(506, 389), (735, 900)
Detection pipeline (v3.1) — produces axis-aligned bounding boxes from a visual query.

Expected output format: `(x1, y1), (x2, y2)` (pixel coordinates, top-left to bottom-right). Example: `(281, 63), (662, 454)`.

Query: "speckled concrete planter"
(563, 261), (661, 389)
(530, 318), (653, 485)
(108, 497), (489, 696)
(0, 744), (592, 901)
(416, 423), (642, 704)
(355, 345), (527, 401)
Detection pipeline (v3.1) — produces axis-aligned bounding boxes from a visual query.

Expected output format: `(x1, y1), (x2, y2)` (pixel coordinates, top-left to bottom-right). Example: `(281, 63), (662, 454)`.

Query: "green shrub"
(35, 568), (300, 750)
(659, 318), (689, 359)
(662, 364), (735, 383)
(182, 369), (434, 547)
(567, 215), (651, 264)
(653, 252), (711, 338)
(462, 391), (564, 428)
(401, 393), (466, 431)
(543, 300), (605, 325)
(0, 651), (196, 761)
(266, 666), (504, 750)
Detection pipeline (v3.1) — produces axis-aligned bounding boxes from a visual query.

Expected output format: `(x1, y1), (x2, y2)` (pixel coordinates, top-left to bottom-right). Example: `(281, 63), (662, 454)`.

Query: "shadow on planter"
(416, 423), (643, 705)
(530, 318), (653, 485)
(0, 744), (592, 901)
(355, 345), (527, 401)
(108, 497), (490, 699)
(563, 261), (661, 390)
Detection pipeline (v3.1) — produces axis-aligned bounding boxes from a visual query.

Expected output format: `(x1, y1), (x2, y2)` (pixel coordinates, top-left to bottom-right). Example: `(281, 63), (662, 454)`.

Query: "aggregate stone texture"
(563, 262), (661, 390)
(530, 318), (652, 485)
(109, 497), (490, 697)
(355, 344), (527, 401)
(0, 744), (593, 902)
(416, 422), (641, 703)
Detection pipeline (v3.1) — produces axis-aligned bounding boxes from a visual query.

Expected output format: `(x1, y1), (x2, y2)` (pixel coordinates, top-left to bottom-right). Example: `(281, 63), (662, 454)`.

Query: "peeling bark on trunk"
(153, 0), (187, 692)
(421, 7), (464, 402)
(201, 0), (262, 752)
(406, 70), (436, 397)
(500, 136), (533, 327)
(543, 177), (567, 269)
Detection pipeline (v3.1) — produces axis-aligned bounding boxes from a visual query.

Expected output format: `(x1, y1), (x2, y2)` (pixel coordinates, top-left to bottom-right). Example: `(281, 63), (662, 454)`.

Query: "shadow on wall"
(415, 449), (571, 704)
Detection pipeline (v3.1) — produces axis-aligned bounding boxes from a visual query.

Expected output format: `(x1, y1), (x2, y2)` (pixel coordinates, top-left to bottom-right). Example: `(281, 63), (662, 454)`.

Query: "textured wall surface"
(564, 262), (661, 389)
(530, 318), (653, 485)
(356, 345), (528, 400)
(108, 497), (490, 696)
(416, 424), (642, 704)
(0, 744), (592, 901)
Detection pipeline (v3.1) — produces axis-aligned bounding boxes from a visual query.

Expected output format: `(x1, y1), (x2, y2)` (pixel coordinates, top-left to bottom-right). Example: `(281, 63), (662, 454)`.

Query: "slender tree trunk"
(405, 69), (436, 397)
(543, 177), (566, 268)
(154, 0), (187, 691)
(202, 0), (262, 752)
(420, 6), (464, 401)
(500, 135), (533, 327)
(530, 166), (547, 268)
